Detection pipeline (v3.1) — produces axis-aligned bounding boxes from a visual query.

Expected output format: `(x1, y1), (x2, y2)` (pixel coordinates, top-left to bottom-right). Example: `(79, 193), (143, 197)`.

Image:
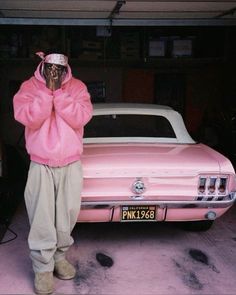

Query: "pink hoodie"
(13, 62), (93, 167)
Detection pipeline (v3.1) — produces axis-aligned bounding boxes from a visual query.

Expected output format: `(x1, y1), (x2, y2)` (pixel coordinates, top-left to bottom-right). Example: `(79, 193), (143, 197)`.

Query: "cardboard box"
(96, 26), (111, 37)
(149, 40), (166, 57)
(172, 39), (192, 57)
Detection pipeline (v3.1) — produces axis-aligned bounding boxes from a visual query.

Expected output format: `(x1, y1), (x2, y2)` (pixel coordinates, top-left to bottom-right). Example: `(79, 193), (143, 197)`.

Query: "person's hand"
(44, 63), (66, 91)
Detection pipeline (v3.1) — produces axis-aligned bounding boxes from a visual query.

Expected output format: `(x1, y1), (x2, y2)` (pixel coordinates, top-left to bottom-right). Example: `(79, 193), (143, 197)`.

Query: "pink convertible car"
(78, 103), (236, 231)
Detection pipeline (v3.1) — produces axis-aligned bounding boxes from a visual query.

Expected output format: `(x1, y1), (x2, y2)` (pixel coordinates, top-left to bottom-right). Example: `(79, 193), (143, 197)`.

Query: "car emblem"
(132, 179), (146, 194)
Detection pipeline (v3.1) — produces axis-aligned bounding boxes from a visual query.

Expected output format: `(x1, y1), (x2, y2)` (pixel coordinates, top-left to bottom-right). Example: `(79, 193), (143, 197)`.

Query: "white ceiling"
(0, 0), (236, 26)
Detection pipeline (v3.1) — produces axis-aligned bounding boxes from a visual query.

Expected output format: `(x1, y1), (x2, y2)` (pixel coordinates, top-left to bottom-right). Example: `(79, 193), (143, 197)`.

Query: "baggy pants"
(24, 160), (83, 273)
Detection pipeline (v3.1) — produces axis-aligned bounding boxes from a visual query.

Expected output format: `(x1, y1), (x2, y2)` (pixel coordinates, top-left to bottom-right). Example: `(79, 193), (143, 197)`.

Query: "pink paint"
(78, 142), (236, 223)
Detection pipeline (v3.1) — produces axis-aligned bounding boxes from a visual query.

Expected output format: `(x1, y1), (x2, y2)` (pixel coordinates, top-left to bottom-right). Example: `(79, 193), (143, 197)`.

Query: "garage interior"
(0, 1), (236, 293)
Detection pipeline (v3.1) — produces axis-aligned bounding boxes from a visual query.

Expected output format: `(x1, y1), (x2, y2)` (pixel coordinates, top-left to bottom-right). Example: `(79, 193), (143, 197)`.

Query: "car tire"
(181, 220), (214, 232)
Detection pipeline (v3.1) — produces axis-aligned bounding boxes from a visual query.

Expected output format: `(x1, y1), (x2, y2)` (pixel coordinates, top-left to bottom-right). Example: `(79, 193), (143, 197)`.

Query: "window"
(84, 114), (176, 138)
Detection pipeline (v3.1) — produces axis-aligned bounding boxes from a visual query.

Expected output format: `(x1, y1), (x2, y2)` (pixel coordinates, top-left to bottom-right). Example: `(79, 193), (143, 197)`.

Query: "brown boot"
(54, 259), (76, 280)
(34, 271), (54, 295)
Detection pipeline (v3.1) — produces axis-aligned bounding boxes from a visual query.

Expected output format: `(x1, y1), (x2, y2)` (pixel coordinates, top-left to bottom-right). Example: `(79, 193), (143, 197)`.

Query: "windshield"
(84, 114), (176, 138)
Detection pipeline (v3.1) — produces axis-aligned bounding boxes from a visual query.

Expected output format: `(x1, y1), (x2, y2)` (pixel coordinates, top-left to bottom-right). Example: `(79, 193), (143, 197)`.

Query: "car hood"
(82, 143), (234, 178)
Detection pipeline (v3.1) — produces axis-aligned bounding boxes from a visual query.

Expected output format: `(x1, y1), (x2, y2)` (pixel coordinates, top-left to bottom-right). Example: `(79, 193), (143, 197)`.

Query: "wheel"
(181, 220), (214, 232)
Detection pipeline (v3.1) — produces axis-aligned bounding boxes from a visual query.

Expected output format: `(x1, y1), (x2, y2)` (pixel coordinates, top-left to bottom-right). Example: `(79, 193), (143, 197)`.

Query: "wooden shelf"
(0, 57), (226, 69)
(71, 57), (226, 68)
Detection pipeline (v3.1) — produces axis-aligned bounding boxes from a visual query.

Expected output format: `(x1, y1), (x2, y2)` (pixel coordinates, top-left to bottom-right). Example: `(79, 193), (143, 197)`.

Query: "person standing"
(13, 51), (93, 294)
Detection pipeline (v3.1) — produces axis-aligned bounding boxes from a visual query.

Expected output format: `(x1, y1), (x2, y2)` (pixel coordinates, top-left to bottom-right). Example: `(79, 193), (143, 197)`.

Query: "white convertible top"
(85, 103), (195, 144)
(93, 103), (172, 113)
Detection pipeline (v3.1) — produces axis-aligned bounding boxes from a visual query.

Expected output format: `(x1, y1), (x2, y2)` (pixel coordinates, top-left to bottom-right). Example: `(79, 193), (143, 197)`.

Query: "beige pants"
(24, 160), (83, 273)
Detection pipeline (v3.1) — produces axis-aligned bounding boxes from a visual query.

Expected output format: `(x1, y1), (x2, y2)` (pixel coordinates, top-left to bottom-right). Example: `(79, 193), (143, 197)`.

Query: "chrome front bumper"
(81, 192), (236, 209)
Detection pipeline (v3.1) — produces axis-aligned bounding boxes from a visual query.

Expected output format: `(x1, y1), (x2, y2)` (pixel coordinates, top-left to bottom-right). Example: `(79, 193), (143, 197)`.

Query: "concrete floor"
(1, 202), (236, 295)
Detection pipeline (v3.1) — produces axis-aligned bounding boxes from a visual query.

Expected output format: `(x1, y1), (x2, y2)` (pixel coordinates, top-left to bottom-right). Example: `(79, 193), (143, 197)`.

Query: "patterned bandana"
(36, 51), (68, 66)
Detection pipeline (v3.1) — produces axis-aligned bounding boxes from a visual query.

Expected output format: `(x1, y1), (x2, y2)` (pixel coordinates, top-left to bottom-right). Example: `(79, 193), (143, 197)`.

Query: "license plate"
(121, 205), (156, 222)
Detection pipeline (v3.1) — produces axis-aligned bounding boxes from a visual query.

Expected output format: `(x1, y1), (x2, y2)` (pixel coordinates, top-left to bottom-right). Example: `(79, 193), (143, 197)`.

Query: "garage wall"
(0, 25), (236, 166)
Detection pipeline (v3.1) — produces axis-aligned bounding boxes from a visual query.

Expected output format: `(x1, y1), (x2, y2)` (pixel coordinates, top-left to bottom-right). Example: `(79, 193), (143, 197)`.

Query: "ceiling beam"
(1, 17), (236, 26)
(117, 0), (236, 1)
(22, 0), (236, 1)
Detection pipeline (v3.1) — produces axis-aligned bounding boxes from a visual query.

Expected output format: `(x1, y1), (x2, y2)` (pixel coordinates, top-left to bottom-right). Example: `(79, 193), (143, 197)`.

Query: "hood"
(82, 143), (234, 178)
(34, 61), (72, 85)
